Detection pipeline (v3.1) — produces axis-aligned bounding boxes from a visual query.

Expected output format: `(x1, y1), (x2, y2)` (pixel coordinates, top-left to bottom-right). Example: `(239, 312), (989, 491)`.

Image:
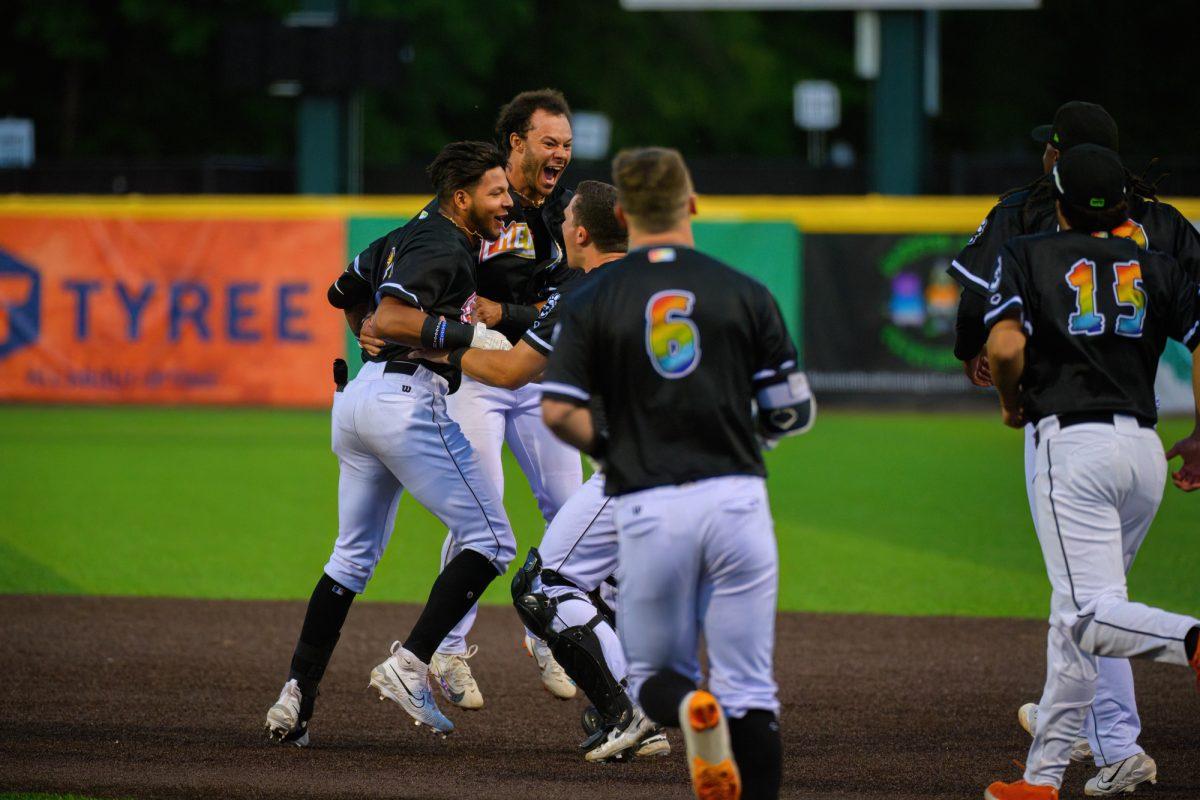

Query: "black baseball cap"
(1052, 144), (1126, 213)
(1031, 101), (1119, 152)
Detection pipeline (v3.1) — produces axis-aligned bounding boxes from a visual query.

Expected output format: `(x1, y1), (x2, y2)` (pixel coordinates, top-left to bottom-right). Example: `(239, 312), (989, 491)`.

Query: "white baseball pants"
(437, 376), (583, 654)
(1023, 415), (1199, 789)
(1024, 425), (1146, 766)
(615, 475), (780, 719)
(323, 361), (515, 594)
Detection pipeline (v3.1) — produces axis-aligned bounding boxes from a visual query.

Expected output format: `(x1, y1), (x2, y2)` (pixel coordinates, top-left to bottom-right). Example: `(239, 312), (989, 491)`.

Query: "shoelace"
(442, 645), (479, 688)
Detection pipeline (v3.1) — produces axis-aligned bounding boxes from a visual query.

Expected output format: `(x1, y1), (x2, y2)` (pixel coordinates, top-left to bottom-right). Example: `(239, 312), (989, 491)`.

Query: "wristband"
(420, 315), (475, 349)
(448, 348), (469, 369)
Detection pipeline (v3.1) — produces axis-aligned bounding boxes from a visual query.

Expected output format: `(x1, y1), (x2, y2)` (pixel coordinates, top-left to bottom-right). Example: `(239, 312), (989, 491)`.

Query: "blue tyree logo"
(0, 248), (40, 359)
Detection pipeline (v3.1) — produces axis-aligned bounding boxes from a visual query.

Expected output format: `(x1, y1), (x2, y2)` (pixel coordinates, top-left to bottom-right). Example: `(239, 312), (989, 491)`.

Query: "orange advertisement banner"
(0, 216), (345, 407)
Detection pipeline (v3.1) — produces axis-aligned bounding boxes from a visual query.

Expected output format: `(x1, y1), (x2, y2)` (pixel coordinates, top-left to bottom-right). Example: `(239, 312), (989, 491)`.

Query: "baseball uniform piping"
(1046, 440), (1080, 611)
(431, 396), (503, 564)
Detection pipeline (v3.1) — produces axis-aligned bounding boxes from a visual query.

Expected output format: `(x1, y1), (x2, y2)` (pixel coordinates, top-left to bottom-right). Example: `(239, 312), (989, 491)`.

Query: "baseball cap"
(1031, 101), (1119, 152)
(1052, 144), (1126, 213)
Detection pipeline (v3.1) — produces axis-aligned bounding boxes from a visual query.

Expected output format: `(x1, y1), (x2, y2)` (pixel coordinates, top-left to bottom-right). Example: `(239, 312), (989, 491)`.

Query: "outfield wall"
(1, 195), (1196, 408)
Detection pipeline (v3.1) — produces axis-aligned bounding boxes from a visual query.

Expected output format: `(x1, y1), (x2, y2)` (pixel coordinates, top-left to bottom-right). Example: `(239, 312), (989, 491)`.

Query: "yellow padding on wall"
(3, 194), (1199, 233)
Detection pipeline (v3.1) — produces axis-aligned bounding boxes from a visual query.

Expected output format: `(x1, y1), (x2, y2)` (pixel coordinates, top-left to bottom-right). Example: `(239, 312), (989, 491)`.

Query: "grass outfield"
(0, 405), (1196, 618)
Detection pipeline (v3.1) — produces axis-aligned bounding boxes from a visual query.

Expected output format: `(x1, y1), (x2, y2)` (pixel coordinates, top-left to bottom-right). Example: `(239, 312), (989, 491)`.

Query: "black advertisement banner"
(804, 233), (975, 395)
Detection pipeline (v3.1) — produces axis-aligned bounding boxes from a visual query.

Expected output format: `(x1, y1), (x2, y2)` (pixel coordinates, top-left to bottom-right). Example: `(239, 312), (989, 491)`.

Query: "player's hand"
(359, 315), (386, 357)
(472, 296), (504, 327)
(964, 353), (993, 387)
(470, 323), (512, 351)
(1001, 402), (1025, 429)
(1165, 431), (1200, 491)
(408, 348), (450, 365)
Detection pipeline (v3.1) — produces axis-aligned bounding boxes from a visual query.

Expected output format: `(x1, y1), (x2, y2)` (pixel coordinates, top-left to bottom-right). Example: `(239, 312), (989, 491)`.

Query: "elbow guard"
(755, 371), (816, 438)
(327, 272), (370, 310)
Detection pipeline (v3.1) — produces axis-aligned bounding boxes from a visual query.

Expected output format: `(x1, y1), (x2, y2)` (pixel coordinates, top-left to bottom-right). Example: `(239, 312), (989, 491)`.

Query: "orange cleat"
(984, 779), (1059, 800)
(679, 690), (741, 800)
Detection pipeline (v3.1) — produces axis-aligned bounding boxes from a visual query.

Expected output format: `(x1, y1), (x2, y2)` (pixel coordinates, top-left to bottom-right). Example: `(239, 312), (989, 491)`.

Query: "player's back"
(993, 230), (1198, 423)
(581, 245), (792, 495)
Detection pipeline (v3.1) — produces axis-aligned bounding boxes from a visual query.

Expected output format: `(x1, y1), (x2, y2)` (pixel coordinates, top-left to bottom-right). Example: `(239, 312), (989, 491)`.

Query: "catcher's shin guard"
(550, 615), (632, 727)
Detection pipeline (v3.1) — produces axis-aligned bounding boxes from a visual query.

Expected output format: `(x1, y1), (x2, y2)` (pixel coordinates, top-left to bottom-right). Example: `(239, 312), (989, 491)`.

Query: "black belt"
(384, 361), (419, 376)
(1056, 412), (1155, 430)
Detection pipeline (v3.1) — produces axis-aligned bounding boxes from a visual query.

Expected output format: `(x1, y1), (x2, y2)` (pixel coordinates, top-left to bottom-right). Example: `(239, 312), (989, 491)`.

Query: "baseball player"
(416, 180), (670, 762)
(433, 90), (584, 704)
(542, 148), (815, 800)
(980, 145), (1200, 800)
(263, 141), (518, 746)
(950, 102), (1200, 795)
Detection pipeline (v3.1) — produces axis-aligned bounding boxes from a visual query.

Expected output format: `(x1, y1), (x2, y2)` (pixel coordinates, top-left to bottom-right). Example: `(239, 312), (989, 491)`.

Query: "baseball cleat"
(679, 690), (740, 800)
(524, 634), (576, 700)
(1018, 702), (1092, 762)
(634, 731), (671, 758)
(1084, 753), (1157, 796)
(584, 705), (659, 763)
(369, 641), (454, 735)
(265, 678), (310, 747)
(430, 645), (484, 710)
(984, 779), (1059, 800)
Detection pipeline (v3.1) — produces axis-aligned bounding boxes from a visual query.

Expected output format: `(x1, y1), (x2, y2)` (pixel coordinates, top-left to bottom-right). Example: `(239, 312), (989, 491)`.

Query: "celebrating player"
(263, 141), (517, 745)
(432, 89), (583, 706)
(980, 145), (1200, 800)
(950, 101), (1200, 795)
(541, 148), (815, 800)
(416, 180), (670, 762)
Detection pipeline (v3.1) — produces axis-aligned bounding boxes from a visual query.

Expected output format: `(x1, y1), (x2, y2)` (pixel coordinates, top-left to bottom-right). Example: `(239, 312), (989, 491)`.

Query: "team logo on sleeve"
(480, 222), (535, 262)
(645, 290), (700, 378)
(382, 246), (397, 280)
(966, 217), (988, 247)
(988, 258), (1002, 293)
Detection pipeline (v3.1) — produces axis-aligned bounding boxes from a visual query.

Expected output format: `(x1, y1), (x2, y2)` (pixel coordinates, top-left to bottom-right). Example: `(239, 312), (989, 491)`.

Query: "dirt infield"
(1, 596), (1197, 800)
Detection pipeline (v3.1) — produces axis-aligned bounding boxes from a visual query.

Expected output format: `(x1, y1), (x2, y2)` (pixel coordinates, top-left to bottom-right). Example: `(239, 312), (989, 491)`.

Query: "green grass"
(1, 406), (1197, 618)
(0, 795), (118, 800)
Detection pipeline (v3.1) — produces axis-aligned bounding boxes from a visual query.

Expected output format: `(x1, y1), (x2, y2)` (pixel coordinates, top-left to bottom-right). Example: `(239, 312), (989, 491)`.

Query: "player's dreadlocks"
(999, 160), (1167, 232)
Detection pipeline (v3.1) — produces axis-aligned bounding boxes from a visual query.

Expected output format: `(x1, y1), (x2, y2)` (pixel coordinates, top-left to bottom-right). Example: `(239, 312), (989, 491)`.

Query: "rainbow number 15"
(1066, 259), (1146, 337)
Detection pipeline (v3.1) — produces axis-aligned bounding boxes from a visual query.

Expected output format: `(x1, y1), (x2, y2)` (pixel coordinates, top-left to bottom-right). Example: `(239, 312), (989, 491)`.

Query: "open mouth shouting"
(540, 163), (565, 192)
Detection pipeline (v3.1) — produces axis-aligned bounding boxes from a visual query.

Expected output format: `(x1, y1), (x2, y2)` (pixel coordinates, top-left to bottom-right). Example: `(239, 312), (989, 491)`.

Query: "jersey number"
(645, 290), (701, 378)
(1065, 259), (1146, 338)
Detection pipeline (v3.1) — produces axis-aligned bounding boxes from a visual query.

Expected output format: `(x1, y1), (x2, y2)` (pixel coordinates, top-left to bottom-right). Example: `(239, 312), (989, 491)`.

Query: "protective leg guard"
(551, 616), (633, 726)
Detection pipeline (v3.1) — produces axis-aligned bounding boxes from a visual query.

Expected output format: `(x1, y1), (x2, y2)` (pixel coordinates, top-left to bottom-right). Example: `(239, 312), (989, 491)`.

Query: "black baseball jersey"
(328, 205), (478, 390)
(476, 184), (578, 342)
(521, 262), (612, 357)
(984, 230), (1200, 423)
(951, 177), (1200, 297)
(542, 246), (799, 496)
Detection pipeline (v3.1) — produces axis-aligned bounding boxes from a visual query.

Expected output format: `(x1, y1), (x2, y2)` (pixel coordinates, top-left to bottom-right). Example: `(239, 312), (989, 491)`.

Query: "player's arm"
(372, 248), (509, 351)
(954, 288), (993, 387)
(541, 397), (595, 453)
(1163, 259), (1200, 490)
(751, 288), (815, 442)
(414, 340), (547, 390)
(982, 243), (1031, 428)
(541, 295), (599, 455)
(986, 319), (1027, 428)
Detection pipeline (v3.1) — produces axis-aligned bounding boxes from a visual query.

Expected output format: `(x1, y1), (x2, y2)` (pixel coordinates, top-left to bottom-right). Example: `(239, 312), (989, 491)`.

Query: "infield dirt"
(1, 596), (1197, 800)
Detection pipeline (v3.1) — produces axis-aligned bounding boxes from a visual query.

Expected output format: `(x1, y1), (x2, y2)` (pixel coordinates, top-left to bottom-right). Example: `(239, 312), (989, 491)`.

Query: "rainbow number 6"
(645, 290), (701, 378)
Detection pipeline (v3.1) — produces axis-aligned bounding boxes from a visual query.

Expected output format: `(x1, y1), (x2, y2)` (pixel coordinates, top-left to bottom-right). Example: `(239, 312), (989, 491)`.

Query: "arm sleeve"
(1169, 206), (1200, 285)
(949, 204), (1021, 297)
(953, 287), (989, 361)
(541, 293), (595, 405)
(982, 244), (1030, 334)
(521, 291), (562, 357)
(1166, 255), (1200, 351)
(750, 288), (799, 388)
(327, 239), (379, 310)
(378, 242), (460, 311)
